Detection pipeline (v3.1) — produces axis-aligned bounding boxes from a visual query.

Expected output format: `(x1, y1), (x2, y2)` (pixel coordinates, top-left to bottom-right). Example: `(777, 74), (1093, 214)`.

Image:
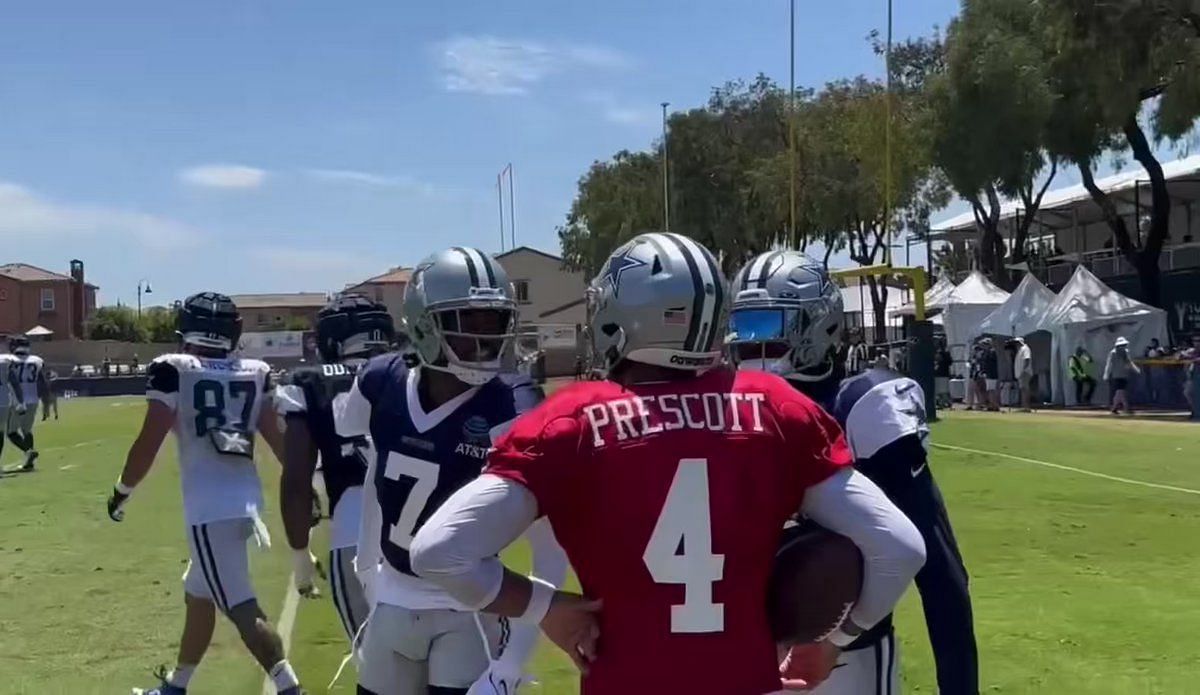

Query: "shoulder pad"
(151, 353), (199, 371)
(357, 352), (407, 402)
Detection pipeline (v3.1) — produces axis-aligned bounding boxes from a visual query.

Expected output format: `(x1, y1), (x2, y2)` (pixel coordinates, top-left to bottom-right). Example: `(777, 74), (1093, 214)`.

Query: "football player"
(105, 292), (307, 695)
(6, 336), (52, 471)
(728, 250), (979, 694)
(334, 247), (567, 695)
(408, 233), (926, 695)
(0, 348), (24, 469)
(276, 293), (396, 641)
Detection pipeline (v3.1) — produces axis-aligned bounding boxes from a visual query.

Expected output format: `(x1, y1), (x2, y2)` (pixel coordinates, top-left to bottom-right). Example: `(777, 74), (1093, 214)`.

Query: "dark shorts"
(1111, 378), (1129, 391)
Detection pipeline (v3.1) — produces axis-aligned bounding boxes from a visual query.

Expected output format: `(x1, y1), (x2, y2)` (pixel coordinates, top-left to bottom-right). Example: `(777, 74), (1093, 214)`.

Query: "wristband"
(827, 625), (861, 648)
(114, 480), (135, 496)
(516, 576), (556, 625)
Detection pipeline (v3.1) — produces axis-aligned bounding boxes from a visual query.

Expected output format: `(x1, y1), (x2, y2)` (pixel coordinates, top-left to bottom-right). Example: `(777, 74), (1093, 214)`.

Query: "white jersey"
(146, 353), (274, 526)
(10, 354), (44, 405)
(0, 354), (16, 408)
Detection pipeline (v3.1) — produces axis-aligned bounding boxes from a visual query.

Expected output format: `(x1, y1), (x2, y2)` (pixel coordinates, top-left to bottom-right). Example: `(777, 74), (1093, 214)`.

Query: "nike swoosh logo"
(911, 462), (927, 477)
(895, 382), (917, 395)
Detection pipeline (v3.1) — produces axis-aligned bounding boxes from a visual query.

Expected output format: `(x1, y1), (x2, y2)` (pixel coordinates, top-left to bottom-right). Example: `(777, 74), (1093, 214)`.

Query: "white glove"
(292, 549), (325, 598)
(466, 664), (529, 695)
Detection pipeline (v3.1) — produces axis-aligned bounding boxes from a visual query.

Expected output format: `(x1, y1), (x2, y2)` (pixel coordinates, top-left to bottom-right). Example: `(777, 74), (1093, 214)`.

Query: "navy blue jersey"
(276, 360), (368, 515)
(354, 354), (542, 578)
(801, 368), (979, 694)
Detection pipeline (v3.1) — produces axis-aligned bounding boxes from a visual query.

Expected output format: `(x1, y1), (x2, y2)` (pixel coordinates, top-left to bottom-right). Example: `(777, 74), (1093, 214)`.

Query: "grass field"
(2, 397), (1199, 694)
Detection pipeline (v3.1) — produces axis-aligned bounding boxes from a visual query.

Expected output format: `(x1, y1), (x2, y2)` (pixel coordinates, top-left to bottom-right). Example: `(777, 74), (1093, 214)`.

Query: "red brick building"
(0, 260), (98, 340)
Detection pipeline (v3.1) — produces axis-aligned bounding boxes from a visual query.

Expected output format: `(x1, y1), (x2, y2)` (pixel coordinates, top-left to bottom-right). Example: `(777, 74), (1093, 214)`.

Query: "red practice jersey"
(487, 367), (852, 695)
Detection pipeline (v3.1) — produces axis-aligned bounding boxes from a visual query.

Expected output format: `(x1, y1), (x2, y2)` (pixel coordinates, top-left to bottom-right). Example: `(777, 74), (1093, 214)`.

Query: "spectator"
(131, 353), (140, 371)
(1144, 339), (1163, 404)
(1069, 346), (1097, 405)
(1104, 336), (1141, 415)
(1012, 337), (1034, 411)
(1145, 338), (1163, 359)
(101, 356), (112, 377)
(1183, 335), (1200, 412)
(982, 338), (1000, 411)
(935, 339), (952, 407)
(967, 341), (986, 410)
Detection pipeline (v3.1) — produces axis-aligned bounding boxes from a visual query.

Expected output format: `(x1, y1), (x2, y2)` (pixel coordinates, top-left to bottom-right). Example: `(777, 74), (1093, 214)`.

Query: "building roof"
(229, 292), (329, 309)
(495, 246), (565, 263)
(930, 154), (1200, 236)
(353, 266), (413, 286)
(0, 263), (72, 282)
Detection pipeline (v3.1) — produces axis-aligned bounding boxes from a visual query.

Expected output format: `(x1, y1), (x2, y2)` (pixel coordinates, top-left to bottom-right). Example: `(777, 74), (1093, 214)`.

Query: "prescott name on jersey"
(147, 354), (274, 527)
(486, 367), (852, 695)
(336, 353), (542, 611)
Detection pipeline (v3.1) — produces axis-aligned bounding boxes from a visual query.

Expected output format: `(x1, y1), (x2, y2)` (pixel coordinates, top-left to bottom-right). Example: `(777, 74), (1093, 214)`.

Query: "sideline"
(932, 442), (1200, 497)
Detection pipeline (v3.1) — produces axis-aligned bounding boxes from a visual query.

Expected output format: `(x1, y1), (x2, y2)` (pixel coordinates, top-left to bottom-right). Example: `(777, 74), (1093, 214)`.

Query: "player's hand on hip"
(540, 591), (602, 675)
(779, 642), (840, 690)
(292, 549), (326, 598)
(466, 664), (529, 694)
(106, 488), (130, 522)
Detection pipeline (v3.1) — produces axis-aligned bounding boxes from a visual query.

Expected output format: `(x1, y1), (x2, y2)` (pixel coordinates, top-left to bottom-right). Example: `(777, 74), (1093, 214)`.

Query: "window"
(257, 314), (268, 327)
(40, 288), (55, 312)
(514, 280), (530, 304)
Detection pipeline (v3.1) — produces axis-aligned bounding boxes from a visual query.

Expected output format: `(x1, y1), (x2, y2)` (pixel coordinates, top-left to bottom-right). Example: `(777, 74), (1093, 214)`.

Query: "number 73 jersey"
(486, 367), (852, 695)
(146, 353), (274, 527)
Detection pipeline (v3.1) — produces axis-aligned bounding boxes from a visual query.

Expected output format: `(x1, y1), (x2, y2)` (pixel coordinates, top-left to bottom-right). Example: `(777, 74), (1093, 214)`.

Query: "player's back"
(11, 354), (44, 404)
(489, 367), (850, 695)
(147, 353), (274, 525)
(0, 353), (16, 408)
(277, 360), (368, 515)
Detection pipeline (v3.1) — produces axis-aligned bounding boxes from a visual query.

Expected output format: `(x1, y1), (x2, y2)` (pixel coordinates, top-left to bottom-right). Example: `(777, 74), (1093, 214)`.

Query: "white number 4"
(384, 452), (440, 550)
(643, 458), (726, 633)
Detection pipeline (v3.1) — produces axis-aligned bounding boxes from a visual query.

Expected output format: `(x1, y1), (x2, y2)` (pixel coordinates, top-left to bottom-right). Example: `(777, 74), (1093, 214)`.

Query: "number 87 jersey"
(146, 353), (274, 527)
(485, 367), (852, 695)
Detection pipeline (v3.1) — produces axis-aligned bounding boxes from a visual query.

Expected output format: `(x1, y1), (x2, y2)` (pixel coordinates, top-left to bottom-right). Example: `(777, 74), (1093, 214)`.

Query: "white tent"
(977, 274), (1056, 339)
(1035, 266), (1169, 405)
(925, 276), (956, 307)
(931, 271), (1010, 367)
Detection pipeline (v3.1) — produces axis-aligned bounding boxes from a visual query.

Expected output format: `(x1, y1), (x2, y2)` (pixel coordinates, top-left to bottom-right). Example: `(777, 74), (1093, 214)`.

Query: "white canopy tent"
(977, 274), (1056, 339)
(1035, 266), (1169, 405)
(890, 275), (955, 319)
(931, 271), (1010, 366)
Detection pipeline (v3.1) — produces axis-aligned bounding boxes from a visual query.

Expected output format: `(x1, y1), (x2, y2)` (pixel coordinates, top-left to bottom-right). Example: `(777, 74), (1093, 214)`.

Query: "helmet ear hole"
(651, 256), (663, 275)
(601, 323), (620, 337)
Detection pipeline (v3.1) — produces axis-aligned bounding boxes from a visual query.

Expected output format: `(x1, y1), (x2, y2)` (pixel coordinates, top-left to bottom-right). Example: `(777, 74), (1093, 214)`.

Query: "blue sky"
(1, 0), (962, 306)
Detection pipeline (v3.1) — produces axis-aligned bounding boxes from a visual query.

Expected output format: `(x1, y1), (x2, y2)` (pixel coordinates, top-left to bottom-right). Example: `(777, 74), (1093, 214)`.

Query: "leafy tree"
(1041, 0), (1200, 306)
(930, 1), (1058, 288)
(284, 316), (312, 331)
(87, 306), (148, 342)
(140, 306), (178, 343)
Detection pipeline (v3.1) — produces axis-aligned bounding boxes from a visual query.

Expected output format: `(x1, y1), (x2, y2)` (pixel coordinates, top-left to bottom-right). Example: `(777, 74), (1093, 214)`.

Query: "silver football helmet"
(588, 232), (727, 375)
(728, 250), (844, 381)
(403, 247), (517, 386)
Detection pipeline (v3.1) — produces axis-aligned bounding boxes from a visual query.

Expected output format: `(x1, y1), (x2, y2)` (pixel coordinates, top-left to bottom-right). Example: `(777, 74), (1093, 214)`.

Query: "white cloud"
(0, 181), (199, 251)
(303, 168), (442, 197)
(179, 164), (267, 189)
(581, 91), (659, 126)
(437, 36), (631, 96)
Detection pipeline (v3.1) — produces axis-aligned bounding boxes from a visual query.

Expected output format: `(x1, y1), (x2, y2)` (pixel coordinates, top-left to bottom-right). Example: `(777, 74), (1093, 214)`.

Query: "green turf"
(2, 400), (1198, 693)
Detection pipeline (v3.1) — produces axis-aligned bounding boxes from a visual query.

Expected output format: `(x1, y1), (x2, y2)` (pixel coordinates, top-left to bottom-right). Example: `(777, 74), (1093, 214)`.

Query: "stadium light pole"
(883, 0), (894, 266)
(497, 174), (506, 252)
(661, 102), (671, 232)
(137, 279), (152, 318)
(789, 0), (797, 245)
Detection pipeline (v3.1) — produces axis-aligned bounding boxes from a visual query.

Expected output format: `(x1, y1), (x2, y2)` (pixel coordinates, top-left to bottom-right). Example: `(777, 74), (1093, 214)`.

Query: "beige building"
(344, 266), (412, 328)
(494, 246), (587, 330)
(229, 292), (328, 331)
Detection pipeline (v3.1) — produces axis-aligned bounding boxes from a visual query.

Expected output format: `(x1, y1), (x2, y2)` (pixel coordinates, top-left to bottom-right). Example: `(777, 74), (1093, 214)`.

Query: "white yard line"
(262, 575), (300, 695)
(932, 442), (1200, 496)
(2, 437), (113, 472)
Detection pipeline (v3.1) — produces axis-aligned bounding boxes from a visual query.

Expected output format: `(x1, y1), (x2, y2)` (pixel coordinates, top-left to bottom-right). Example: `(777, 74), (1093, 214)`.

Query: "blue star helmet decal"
(602, 243), (648, 298)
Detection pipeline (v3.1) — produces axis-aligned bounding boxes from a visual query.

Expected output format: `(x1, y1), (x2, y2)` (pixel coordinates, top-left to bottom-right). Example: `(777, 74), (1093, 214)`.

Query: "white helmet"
(588, 233), (727, 376)
(728, 250), (844, 381)
(403, 247), (517, 386)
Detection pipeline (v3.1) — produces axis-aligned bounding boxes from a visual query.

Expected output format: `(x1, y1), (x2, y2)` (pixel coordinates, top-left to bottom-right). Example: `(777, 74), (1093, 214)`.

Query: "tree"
(930, 0), (1058, 289)
(1039, 0), (1200, 305)
(284, 316), (312, 331)
(140, 306), (178, 343)
(87, 306), (148, 342)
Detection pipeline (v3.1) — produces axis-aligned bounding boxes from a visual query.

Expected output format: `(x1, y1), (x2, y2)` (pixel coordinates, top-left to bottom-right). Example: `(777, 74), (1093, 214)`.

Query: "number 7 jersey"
(486, 367), (852, 695)
(146, 353), (274, 527)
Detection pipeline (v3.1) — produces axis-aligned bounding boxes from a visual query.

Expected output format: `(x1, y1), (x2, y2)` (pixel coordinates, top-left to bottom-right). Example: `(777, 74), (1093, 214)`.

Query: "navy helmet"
(317, 293), (395, 362)
(178, 292), (242, 352)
